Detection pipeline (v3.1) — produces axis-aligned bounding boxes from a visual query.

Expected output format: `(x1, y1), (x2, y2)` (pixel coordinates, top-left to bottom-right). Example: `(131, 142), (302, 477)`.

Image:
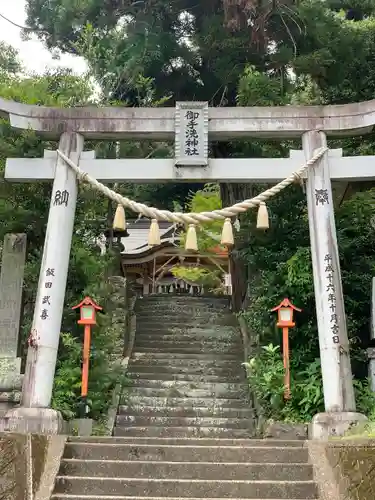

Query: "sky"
(0, 1), (87, 74)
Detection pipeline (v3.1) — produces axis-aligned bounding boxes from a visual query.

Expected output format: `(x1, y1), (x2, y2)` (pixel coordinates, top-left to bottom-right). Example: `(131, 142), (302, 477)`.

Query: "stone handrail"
(1, 96), (375, 138)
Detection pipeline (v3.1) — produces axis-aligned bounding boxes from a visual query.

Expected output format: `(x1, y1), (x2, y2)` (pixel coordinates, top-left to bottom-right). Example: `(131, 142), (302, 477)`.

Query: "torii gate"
(2, 98), (375, 437)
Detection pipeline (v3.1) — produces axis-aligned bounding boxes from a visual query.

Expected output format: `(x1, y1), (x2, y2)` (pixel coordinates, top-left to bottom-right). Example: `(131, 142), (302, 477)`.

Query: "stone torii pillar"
(5, 133), (87, 433)
(303, 131), (366, 438)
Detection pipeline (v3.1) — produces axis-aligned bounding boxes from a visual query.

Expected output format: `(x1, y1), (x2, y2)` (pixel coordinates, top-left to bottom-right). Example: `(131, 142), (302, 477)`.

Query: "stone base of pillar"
(309, 411), (368, 440)
(0, 407), (65, 434)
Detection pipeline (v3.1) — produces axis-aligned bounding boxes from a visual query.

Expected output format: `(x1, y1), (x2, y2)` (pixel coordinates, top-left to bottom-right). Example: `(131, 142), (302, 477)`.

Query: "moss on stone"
(341, 422), (375, 439)
(325, 442), (375, 500)
(0, 433), (53, 500)
(31, 435), (49, 495)
(0, 433), (27, 500)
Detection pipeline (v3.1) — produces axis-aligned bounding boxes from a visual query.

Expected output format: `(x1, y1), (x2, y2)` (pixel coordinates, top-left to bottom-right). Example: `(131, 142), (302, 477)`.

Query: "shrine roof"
(121, 220), (179, 256)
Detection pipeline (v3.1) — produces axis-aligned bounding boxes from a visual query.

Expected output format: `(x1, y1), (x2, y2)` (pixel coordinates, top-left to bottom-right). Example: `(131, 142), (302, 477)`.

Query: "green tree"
(171, 184), (224, 290)
(0, 41), (21, 75)
(24, 1), (375, 106)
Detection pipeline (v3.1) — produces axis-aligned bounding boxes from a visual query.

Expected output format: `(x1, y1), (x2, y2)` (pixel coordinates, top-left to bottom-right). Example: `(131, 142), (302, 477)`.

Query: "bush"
(244, 343), (375, 422)
(52, 265), (130, 421)
(52, 331), (127, 421)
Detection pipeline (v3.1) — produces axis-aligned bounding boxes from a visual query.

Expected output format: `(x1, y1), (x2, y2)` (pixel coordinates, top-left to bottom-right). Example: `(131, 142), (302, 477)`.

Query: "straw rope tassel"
(257, 202), (269, 229)
(185, 224), (198, 251)
(113, 204), (126, 230)
(221, 218), (234, 246)
(148, 219), (161, 246)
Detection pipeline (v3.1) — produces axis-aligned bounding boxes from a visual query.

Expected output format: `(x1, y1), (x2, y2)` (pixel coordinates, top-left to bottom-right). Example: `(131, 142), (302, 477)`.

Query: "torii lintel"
(1, 97), (375, 140)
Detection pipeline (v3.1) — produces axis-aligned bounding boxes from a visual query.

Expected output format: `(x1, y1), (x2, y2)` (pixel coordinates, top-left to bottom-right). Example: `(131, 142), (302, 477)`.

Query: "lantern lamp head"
(271, 298), (302, 328)
(72, 296), (103, 325)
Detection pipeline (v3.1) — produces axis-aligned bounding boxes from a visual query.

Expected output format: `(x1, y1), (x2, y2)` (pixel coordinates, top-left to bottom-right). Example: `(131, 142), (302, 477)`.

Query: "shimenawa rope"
(56, 147), (327, 225)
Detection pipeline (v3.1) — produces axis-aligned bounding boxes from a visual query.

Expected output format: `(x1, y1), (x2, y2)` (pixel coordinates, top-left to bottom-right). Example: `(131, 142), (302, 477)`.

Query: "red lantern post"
(72, 296), (102, 416)
(271, 298), (302, 400)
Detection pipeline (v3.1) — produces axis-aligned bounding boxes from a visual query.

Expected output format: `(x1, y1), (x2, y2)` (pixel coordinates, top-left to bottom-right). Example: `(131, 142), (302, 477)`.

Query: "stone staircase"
(51, 295), (318, 500)
(117, 295), (253, 439)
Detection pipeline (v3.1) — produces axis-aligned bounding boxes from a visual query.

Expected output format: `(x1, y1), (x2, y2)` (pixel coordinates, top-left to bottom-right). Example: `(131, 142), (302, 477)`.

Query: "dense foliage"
(2, 0), (375, 421)
(170, 185), (228, 291)
(52, 274), (129, 421)
(245, 344), (375, 422)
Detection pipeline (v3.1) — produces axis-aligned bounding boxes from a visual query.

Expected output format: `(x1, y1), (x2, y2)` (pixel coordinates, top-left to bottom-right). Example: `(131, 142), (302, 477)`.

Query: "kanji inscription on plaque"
(175, 101), (208, 166)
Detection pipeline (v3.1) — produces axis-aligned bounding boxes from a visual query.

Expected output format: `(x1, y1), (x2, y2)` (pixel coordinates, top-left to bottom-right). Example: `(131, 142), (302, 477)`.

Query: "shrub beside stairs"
(51, 295), (319, 500)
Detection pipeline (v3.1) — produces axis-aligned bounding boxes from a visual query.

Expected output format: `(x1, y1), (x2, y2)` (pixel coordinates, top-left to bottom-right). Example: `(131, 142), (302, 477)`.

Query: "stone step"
(137, 303), (230, 312)
(67, 437), (307, 448)
(127, 361), (242, 372)
(137, 317), (234, 324)
(135, 329), (239, 337)
(53, 477), (317, 498)
(126, 372), (243, 383)
(136, 306), (232, 321)
(135, 333), (241, 343)
(113, 427), (254, 438)
(136, 325), (238, 333)
(138, 310), (233, 317)
(136, 326), (238, 334)
(52, 496), (314, 500)
(127, 365), (244, 377)
(64, 442), (309, 462)
(126, 386), (245, 399)
(118, 405), (252, 418)
(59, 459), (313, 481)
(135, 322), (236, 330)
(126, 382), (247, 399)
(131, 352), (240, 361)
(135, 334), (242, 350)
(137, 305), (234, 313)
(136, 319), (238, 328)
(134, 346), (242, 355)
(115, 415), (252, 429)
(129, 379), (245, 391)
(63, 442), (308, 463)
(136, 314), (236, 323)
(136, 328), (240, 336)
(122, 397), (249, 409)
(133, 337), (241, 348)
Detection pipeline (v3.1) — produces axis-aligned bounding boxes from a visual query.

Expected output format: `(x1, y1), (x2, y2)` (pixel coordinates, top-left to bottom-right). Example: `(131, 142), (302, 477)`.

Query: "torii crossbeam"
(6, 149), (375, 183)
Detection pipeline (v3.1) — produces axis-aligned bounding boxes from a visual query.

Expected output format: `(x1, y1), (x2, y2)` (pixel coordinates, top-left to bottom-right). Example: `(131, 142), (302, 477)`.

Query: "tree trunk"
(213, 142), (254, 312)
